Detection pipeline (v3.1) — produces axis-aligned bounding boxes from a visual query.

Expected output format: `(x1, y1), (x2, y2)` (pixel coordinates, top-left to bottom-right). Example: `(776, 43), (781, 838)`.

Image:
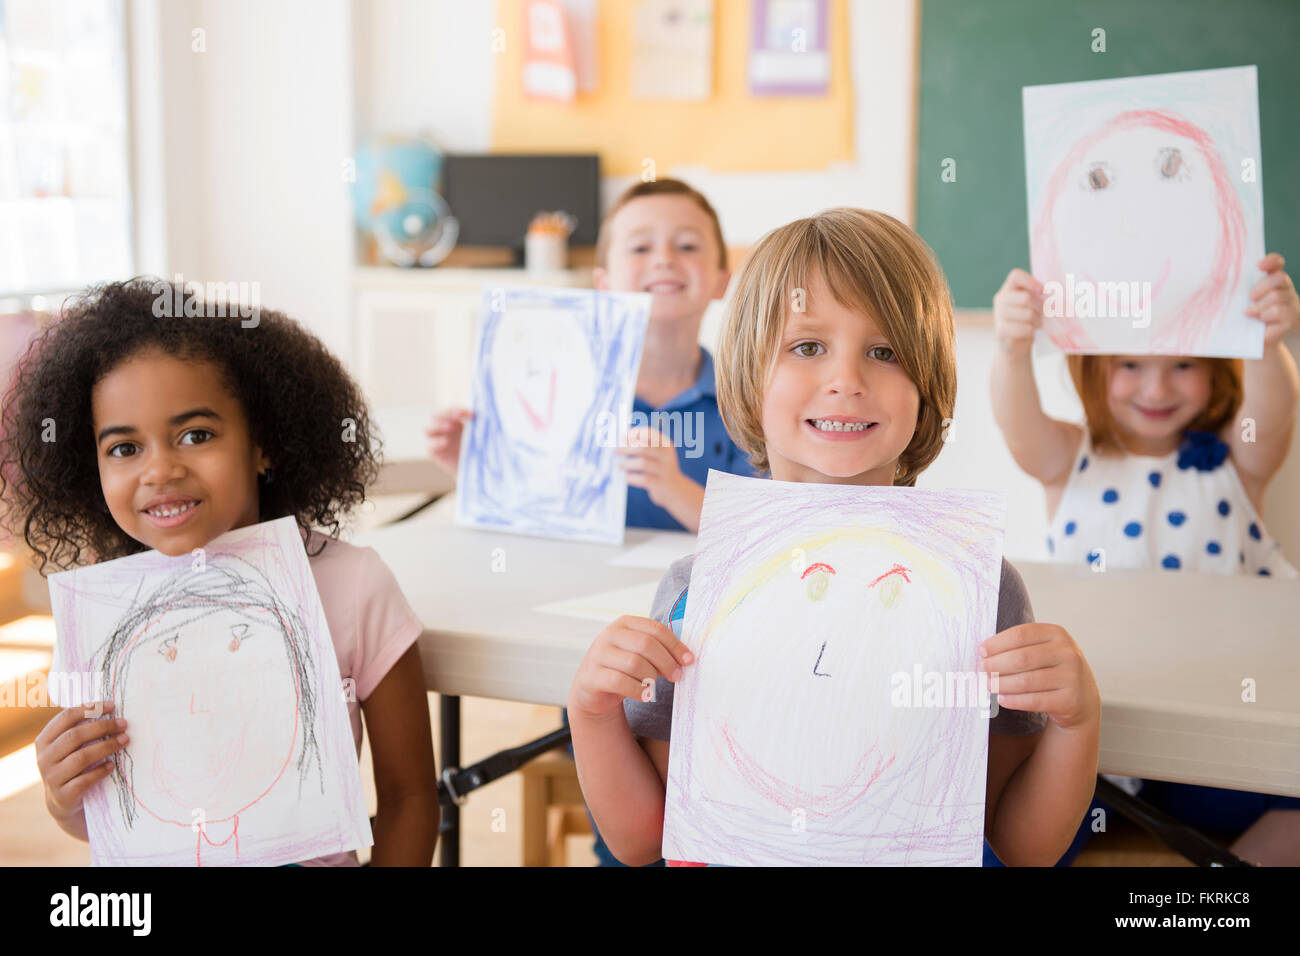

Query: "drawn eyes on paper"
(798, 561), (912, 608)
(227, 623), (250, 653)
(1082, 162), (1114, 192)
(869, 564), (912, 608)
(158, 624), (252, 659)
(800, 562), (835, 600)
(875, 574), (904, 608)
(1155, 147), (1189, 183)
(1081, 149), (1190, 192)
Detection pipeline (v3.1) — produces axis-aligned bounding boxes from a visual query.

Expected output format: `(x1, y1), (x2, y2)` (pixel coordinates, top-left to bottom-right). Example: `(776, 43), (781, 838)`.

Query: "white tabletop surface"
(359, 497), (1300, 797)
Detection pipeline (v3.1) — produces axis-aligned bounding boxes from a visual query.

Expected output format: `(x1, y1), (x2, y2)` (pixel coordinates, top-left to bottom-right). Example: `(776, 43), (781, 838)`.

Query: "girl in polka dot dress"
(989, 253), (1300, 865)
(992, 256), (1298, 577)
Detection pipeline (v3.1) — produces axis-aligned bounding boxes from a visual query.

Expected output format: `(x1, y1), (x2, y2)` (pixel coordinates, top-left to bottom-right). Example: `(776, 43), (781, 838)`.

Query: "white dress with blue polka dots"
(1045, 429), (1297, 577)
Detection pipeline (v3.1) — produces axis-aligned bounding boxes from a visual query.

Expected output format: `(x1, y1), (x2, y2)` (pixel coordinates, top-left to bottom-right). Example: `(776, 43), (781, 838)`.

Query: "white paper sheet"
(47, 517), (371, 867)
(608, 531), (696, 569)
(1024, 66), (1265, 358)
(662, 472), (1006, 866)
(534, 582), (661, 624)
(455, 286), (650, 545)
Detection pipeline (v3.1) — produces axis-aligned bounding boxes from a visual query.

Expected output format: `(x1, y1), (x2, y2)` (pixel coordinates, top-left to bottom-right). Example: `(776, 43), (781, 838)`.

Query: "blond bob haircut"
(1067, 355), (1244, 453)
(715, 208), (957, 486)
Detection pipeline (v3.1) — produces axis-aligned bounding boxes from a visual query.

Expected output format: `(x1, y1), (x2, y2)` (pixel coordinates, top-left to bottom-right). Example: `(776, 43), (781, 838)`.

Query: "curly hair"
(0, 277), (380, 574)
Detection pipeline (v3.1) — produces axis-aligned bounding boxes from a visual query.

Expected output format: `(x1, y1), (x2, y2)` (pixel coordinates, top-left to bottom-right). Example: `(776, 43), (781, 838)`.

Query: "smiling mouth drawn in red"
(516, 366), (558, 431)
(1084, 258), (1171, 300)
(717, 721), (894, 817)
(705, 559), (914, 815)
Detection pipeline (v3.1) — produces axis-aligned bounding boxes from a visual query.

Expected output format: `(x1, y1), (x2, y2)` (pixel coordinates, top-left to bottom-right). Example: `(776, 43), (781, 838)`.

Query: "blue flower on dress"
(1176, 430), (1229, 472)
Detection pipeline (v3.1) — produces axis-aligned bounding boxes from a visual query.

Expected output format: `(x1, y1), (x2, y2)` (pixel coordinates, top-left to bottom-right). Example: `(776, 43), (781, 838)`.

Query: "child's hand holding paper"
(979, 623), (1101, 731)
(1246, 254), (1299, 348)
(619, 426), (706, 532)
(37, 701), (128, 834)
(568, 615), (694, 719)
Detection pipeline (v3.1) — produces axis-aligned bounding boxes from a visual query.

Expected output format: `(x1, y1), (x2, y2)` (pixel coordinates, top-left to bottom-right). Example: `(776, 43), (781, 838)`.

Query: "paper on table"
(663, 471), (1006, 866)
(1023, 66), (1265, 358)
(534, 582), (661, 624)
(47, 517), (371, 867)
(609, 532), (696, 570)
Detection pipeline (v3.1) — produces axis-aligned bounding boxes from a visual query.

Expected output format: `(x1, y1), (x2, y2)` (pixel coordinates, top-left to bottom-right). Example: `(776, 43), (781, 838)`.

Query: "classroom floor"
(0, 494), (1188, 868)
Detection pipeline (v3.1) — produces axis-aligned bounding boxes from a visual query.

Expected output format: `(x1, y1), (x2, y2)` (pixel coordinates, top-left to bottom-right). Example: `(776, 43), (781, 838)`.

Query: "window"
(0, 0), (133, 296)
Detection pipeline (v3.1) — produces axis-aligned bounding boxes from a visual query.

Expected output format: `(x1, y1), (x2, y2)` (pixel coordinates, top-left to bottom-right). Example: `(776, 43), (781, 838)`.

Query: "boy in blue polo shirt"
(427, 178), (755, 531)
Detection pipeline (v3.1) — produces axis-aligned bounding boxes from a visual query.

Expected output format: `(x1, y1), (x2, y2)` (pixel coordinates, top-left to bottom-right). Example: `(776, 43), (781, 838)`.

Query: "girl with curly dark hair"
(2, 277), (438, 866)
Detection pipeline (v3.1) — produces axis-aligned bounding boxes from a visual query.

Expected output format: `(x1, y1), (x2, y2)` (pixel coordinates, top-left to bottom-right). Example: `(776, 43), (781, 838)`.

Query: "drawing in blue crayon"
(455, 286), (651, 544)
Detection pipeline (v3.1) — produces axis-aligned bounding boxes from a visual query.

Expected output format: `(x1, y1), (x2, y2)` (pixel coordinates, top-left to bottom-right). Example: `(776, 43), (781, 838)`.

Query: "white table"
(359, 497), (1300, 799)
(1019, 562), (1300, 798)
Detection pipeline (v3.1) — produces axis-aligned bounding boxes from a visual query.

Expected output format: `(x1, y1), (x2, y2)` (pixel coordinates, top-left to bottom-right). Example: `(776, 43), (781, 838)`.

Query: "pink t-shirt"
(295, 530), (424, 867)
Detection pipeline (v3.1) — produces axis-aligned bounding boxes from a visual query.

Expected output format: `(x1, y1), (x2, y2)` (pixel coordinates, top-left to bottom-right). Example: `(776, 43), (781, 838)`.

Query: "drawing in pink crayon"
(46, 516), (372, 867)
(1031, 110), (1243, 354)
(100, 559), (318, 866)
(515, 362), (558, 431)
(662, 472), (1005, 866)
(691, 538), (957, 825)
(1023, 67), (1264, 358)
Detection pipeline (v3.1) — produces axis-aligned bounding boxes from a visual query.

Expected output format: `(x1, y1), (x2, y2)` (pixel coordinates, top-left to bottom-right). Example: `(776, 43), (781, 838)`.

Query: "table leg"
(440, 694), (461, 867)
(1093, 776), (1251, 867)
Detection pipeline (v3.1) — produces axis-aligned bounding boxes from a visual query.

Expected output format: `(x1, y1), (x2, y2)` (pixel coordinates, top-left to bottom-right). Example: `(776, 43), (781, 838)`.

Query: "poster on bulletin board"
(523, 0), (578, 101)
(749, 0), (830, 95)
(492, 0), (854, 175)
(630, 0), (715, 100)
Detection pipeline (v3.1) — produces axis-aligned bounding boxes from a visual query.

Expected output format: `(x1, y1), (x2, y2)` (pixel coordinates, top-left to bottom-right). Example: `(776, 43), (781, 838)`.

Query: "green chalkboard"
(915, 0), (1300, 309)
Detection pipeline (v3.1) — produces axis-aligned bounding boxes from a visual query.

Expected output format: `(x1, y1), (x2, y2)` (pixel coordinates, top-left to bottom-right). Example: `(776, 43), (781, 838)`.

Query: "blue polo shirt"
(625, 348), (756, 530)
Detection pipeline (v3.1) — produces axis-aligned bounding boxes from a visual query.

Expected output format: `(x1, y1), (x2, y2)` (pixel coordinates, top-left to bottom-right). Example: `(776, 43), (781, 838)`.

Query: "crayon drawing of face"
(491, 310), (596, 456)
(689, 528), (965, 821)
(100, 561), (318, 831)
(1032, 110), (1244, 353)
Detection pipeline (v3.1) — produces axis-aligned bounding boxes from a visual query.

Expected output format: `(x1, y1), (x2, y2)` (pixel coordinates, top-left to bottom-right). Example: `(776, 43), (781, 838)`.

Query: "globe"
(352, 137), (458, 267)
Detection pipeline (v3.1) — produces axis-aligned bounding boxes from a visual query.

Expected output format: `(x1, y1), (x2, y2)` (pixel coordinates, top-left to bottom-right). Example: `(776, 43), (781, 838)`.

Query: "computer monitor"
(441, 153), (601, 258)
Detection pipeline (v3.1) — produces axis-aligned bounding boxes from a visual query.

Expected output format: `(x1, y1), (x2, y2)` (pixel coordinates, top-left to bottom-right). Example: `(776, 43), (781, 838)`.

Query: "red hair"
(1066, 354), (1244, 453)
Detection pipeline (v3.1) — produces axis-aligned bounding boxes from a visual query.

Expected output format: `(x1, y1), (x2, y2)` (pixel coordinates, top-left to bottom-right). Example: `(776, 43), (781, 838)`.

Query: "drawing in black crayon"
(97, 556), (320, 865)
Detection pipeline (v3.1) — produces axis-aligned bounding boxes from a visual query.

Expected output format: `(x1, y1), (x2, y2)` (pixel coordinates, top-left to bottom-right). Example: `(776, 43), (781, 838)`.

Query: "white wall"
(140, 0), (355, 359)
(351, 0), (498, 152)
